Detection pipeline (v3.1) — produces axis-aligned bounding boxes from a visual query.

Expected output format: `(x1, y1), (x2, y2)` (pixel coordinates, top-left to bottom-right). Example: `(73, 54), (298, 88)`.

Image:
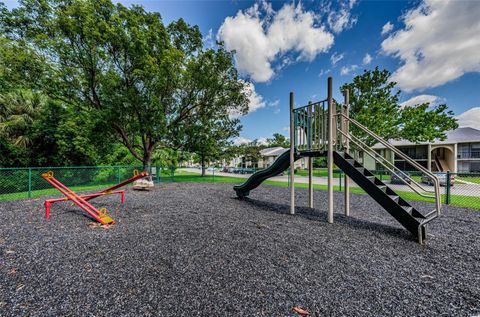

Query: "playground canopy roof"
(372, 127), (480, 149)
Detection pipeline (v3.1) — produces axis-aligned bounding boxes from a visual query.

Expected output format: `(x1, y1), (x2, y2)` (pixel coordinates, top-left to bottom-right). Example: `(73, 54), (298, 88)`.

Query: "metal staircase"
(236, 79), (442, 244)
(334, 151), (430, 242)
(334, 109), (442, 244)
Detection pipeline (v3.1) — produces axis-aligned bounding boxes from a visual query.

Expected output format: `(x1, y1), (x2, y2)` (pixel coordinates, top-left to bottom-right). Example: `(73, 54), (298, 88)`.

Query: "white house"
(229, 146), (307, 169)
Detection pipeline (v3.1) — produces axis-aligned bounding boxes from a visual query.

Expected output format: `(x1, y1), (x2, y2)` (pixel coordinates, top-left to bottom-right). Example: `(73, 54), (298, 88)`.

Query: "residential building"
(229, 146), (307, 169)
(368, 127), (480, 173)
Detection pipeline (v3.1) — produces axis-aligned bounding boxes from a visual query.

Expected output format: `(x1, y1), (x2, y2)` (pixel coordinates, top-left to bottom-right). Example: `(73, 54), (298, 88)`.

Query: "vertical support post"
(445, 170), (451, 205)
(427, 144), (432, 171)
(453, 143), (458, 173)
(45, 201), (51, 219)
(28, 168), (32, 199)
(290, 92), (295, 215)
(308, 101), (313, 208)
(117, 167), (121, 184)
(327, 77), (334, 223)
(339, 171), (342, 191)
(343, 89), (350, 217)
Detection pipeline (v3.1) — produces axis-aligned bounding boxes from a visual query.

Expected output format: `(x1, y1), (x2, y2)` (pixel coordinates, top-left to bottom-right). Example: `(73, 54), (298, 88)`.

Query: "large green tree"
(2, 0), (249, 170)
(0, 90), (44, 148)
(341, 67), (458, 146)
(184, 113), (241, 176)
(267, 133), (289, 148)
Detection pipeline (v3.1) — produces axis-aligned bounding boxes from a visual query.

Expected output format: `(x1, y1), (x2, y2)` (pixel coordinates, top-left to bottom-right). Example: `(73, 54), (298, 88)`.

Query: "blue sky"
(4, 0), (480, 144)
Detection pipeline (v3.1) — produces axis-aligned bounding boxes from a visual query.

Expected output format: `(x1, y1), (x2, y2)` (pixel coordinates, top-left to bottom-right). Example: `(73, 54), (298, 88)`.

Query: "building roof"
(372, 127), (480, 149)
(259, 147), (288, 157)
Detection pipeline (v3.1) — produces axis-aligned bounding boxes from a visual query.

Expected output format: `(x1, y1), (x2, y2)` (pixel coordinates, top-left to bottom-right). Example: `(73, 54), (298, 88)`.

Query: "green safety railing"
(293, 99), (328, 152)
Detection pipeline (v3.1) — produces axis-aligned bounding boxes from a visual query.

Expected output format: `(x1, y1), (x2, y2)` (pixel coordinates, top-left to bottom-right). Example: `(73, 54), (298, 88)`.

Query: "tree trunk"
(201, 155), (206, 177)
(143, 151), (152, 174)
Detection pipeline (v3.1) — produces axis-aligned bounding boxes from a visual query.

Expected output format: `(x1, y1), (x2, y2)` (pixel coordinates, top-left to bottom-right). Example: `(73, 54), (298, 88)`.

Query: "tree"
(236, 141), (265, 168)
(267, 133), (289, 148)
(184, 113), (241, 176)
(0, 90), (44, 148)
(3, 0), (249, 170)
(340, 67), (458, 146)
(0, 37), (47, 93)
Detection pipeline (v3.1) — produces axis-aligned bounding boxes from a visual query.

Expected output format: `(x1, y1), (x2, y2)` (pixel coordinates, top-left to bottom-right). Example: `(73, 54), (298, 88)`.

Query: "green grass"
(165, 170), (244, 184)
(262, 179), (479, 210)
(1, 170), (478, 211)
(295, 168), (342, 178)
(0, 183), (118, 201)
(293, 169), (421, 183)
(456, 176), (480, 184)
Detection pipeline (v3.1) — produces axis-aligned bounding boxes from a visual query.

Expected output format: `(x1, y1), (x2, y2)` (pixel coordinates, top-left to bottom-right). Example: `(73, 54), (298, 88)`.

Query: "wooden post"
(290, 92), (295, 215)
(344, 89), (350, 217)
(327, 77), (334, 223)
(308, 101), (313, 208)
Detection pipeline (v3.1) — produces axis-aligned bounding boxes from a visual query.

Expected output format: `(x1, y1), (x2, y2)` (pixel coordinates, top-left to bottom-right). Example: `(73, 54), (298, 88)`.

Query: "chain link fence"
(0, 166), (142, 200)
(0, 166), (478, 211)
(330, 169), (480, 211)
(0, 166), (247, 201)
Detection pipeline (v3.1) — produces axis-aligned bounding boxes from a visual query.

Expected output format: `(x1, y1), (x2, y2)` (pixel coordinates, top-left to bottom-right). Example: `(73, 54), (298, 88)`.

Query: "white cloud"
(268, 99), (280, 114)
(268, 99), (279, 107)
(381, 0), (480, 91)
(246, 82), (266, 113)
(233, 137), (252, 146)
(399, 94), (440, 108)
(229, 81), (266, 118)
(256, 137), (269, 145)
(340, 64), (358, 75)
(330, 52), (344, 66)
(318, 69), (330, 77)
(218, 2), (334, 82)
(456, 107), (480, 130)
(362, 53), (372, 65)
(381, 22), (393, 36)
(203, 28), (215, 48)
(327, 0), (358, 34)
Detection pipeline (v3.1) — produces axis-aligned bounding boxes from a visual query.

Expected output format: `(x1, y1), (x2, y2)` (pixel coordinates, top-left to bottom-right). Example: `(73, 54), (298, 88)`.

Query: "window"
(471, 162), (480, 172)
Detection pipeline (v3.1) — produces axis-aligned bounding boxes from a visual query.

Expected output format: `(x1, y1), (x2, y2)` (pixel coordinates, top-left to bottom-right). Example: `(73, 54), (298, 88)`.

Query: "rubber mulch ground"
(0, 183), (479, 316)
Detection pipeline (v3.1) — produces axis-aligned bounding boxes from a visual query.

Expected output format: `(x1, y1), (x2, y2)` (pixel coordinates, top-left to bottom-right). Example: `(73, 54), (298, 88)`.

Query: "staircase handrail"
(335, 113), (441, 216)
(337, 129), (436, 199)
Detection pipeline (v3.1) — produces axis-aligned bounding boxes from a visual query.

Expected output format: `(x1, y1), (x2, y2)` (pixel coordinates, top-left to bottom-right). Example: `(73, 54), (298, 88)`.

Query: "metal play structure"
(234, 77), (441, 244)
(42, 170), (149, 225)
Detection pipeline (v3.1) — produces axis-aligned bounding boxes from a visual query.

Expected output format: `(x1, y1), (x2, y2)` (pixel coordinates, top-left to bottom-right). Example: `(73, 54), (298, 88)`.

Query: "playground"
(1, 183), (479, 316)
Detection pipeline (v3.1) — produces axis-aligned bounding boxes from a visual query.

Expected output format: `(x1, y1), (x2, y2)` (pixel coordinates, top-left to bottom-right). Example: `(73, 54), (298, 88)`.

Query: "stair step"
(346, 159), (355, 165)
(366, 176), (376, 182)
(389, 195), (400, 202)
(378, 185), (387, 192)
(356, 167), (366, 174)
(402, 206), (413, 214)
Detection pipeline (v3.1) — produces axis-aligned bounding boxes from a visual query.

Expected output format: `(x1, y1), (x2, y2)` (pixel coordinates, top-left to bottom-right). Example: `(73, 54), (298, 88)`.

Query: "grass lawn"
(1, 170), (478, 211)
(295, 168), (342, 178)
(456, 176), (480, 184)
(0, 183), (118, 201)
(171, 172), (480, 211)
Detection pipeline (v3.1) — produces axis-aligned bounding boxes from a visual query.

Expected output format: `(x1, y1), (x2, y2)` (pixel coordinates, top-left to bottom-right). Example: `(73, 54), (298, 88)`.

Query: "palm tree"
(0, 90), (44, 148)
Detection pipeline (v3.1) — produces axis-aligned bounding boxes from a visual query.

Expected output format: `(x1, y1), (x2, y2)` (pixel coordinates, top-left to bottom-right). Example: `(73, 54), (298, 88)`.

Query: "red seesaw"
(41, 170), (149, 225)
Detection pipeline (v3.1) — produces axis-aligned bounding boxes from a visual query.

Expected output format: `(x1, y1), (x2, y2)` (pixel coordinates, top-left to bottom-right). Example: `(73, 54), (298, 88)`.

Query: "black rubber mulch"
(0, 183), (479, 316)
